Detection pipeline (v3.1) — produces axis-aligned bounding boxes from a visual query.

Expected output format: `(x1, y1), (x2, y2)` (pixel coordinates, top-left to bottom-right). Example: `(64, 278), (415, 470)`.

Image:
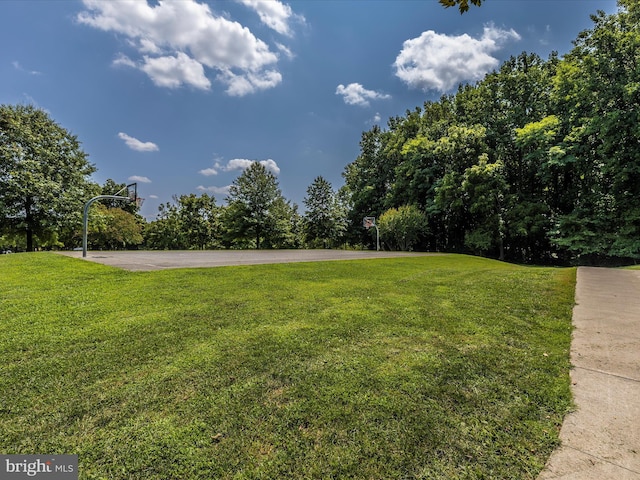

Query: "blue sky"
(1, 0), (618, 220)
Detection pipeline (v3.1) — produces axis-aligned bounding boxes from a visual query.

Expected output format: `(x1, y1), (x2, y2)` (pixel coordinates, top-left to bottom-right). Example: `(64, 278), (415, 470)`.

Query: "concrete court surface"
(57, 249), (438, 271)
(538, 267), (640, 479)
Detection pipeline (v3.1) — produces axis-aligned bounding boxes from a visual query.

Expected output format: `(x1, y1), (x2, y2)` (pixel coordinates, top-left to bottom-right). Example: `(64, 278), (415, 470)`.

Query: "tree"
(87, 204), (143, 250)
(144, 202), (182, 250)
(378, 205), (427, 251)
(0, 104), (97, 251)
(460, 155), (507, 259)
(303, 176), (347, 248)
(263, 197), (303, 249)
(144, 194), (220, 250)
(550, 1), (640, 261)
(174, 193), (219, 249)
(224, 162), (286, 249)
(439, 0), (482, 14)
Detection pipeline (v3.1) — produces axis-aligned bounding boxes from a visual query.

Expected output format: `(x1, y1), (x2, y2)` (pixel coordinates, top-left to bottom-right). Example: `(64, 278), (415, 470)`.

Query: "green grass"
(0, 253), (575, 479)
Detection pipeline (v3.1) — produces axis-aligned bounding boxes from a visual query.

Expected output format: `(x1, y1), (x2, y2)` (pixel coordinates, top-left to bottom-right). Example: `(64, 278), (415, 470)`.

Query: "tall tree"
(224, 162), (285, 249)
(144, 193), (220, 250)
(0, 104), (97, 251)
(551, 1), (640, 260)
(263, 197), (303, 249)
(303, 176), (346, 248)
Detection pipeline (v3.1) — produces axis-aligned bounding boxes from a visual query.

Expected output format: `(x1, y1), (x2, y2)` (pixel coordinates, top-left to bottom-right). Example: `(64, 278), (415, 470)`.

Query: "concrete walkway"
(538, 267), (640, 479)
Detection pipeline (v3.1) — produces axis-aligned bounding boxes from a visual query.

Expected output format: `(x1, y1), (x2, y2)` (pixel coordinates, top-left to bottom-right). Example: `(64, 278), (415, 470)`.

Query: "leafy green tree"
(87, 204), (143, 250)
(175, 193), (219, 249)
(224, 162), (287, 249)
(342, 125), (389, 243)
(550, 0), (640, 261)
(263, 197), (303, 249)
(389, 99), (455, 212)
(144, 202), (182, 250)
(378, 205), (427, 251)
(460, 155), (507, 259)
(343, 111), (424, 247)
(303, 176), (347, 248)
(431, 124), (490, 251)
(144, 194), (220, 249)
(453, 52), (558, 261)
(0, 104), (97, 250)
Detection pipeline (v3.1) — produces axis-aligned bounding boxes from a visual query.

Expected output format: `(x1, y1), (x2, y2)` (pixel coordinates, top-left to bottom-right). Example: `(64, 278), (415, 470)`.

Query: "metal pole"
(82, 194), (131, 258)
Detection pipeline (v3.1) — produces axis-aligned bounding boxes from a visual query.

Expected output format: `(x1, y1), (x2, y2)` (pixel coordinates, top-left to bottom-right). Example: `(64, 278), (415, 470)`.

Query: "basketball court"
(57, 250), (439, 272)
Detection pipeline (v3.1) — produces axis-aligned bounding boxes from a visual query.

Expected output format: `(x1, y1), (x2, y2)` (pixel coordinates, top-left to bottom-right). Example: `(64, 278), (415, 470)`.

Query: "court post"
(363, 216), (380, 251)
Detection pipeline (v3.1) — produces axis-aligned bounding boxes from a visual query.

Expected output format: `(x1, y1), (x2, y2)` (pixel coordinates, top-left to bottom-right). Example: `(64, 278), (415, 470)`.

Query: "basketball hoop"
(82, 181), (140, 257)
(363, 216), (375, 229)
(127, 183), (137, 203)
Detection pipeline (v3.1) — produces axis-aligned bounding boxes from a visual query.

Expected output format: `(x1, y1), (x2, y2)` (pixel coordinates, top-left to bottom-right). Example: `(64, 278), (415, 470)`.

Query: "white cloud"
(394, 24), (521, 92)
(197, 185), (232, 195)
(275, 42), (294, 60)
(128, 175), (152, 183)
(149, 194), (159, 199)
(336, 83), (391, 107)
(140, 53), (211, 90)
(198, 167), (218, 176)
(236, 0), (300, 37)
(112, 53), (136, 68)
(215, 158), (280, 175)
(218, 69), (282, 97)
(118, 132), (159, 152)
(78, 0), (285, 95)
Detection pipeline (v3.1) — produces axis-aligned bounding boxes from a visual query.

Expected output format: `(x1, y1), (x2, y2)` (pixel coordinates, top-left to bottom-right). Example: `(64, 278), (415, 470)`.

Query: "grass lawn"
(0, 253), (575, 479)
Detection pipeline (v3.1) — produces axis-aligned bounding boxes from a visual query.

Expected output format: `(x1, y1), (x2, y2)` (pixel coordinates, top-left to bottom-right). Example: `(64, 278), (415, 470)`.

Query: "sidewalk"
(538, 267), (640, 479)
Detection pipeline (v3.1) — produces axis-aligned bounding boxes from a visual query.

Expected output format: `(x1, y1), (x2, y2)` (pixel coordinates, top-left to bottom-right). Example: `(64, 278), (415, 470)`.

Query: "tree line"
(344, 0), (639, 264)
(144, 165), (349, 251)
(1, 0), (638, 264)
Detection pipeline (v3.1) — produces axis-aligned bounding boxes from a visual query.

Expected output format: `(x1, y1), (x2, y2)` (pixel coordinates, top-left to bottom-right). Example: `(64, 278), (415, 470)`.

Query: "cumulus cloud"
(78, 0), (287, 95)
(218, 69), (282, 97)
(236, 0), (300, 37)
(215, 158), (280, 175)
(118, 132), (159, 152)
(128, 175), (152, 183)
(140, 52), (210, 90)
(336, 83), (391, 107)
(394, 24), (521, 92)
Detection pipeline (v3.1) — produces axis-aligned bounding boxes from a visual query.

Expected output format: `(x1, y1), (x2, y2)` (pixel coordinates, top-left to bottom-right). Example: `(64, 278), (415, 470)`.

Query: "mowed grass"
(0, 253), (575, 479)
